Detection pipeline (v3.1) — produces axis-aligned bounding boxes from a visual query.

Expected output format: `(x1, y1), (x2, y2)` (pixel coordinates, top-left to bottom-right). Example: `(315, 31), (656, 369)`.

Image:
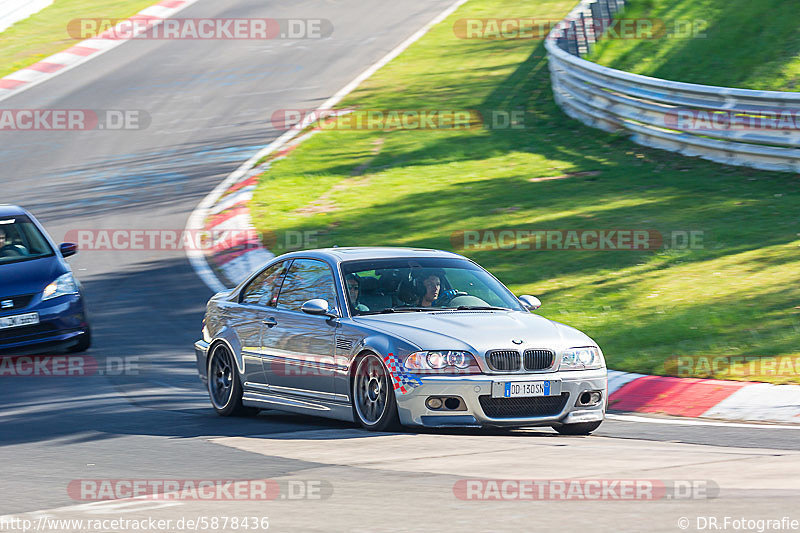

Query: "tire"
(553, 420), (602, 435)
(67, 328), (91, 353)
(207, 343), (256, 416)
(352, 353), (400, 431)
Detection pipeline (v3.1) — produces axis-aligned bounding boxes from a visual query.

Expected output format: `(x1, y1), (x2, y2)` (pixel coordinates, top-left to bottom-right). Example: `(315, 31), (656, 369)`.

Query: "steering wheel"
(438, 289), (468, 304)
(0, 244), (23, 257)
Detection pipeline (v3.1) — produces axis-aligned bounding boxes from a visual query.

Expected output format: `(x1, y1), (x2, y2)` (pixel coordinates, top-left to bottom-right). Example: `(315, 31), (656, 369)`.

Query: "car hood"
(356, 310), (597, 354)
(0, 256), (64, 297)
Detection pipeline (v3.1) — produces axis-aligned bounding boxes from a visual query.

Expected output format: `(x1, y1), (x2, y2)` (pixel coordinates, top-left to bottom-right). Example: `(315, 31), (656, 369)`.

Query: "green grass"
(587, 0), (800, 90)
(0, 0), (158, 79)
(248, 0), (800, 383)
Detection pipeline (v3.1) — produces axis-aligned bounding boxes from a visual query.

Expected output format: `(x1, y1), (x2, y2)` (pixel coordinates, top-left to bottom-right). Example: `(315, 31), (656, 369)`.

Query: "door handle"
(262, 317), (277, 327)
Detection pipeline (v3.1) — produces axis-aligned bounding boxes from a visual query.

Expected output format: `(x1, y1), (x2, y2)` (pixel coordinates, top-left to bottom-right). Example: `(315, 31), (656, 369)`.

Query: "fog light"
(426, 397), (443, 410)
(577, 390), (602, 406)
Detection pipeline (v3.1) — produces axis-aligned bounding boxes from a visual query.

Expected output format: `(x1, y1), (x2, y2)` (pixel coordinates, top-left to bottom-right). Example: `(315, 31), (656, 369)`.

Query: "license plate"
(492, 380), (561, 398)
(0, 312), (39, 329)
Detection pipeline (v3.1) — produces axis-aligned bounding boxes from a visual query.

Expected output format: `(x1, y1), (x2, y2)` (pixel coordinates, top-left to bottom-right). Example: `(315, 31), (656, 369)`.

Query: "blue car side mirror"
(59, 242), (78, 258)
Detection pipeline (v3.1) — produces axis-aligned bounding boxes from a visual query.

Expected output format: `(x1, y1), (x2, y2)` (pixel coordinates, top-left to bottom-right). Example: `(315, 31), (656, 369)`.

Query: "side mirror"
(59, 242), (77, 258)
(301, 298), (332, 316)
(518, 295), (541, 311)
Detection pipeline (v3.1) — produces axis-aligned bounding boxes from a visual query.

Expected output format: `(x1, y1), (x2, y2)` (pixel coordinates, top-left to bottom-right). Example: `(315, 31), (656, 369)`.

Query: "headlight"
(446, 351), (469, 368)
(427, 351), (447, 369)
(42, 273), (79, 301)
(404, 351), (480, 374)
(560, 346), (604, 371)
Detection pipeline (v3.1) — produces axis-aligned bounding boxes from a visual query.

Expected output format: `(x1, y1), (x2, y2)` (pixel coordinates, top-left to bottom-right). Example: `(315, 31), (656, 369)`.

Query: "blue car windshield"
(0, 215), (54, 265)
(340, 257), (525, 316)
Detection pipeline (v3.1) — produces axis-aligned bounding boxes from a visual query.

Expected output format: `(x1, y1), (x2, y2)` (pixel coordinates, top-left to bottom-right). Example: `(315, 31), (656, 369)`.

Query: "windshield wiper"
(444, 305), (511, 311)
(361, 307), (432, 315)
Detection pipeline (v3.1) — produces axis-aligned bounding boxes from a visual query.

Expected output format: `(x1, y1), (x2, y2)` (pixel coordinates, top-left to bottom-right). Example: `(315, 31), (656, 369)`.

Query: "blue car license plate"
(0, 312), (39, 330)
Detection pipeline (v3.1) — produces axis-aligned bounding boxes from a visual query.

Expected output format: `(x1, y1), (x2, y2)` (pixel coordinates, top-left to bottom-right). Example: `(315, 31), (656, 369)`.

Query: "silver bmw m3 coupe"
(194, 247), (607, 434)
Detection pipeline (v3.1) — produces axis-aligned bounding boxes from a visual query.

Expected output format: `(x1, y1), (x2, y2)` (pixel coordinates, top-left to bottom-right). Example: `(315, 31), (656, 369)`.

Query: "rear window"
(0, 215), (54, 265)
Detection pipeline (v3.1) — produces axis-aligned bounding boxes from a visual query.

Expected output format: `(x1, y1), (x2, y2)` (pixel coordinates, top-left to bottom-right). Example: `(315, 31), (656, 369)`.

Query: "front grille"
(524, 349), (555, 371)
(486, 350), (521, 372)
(0, 293), (36, 312)
(0, 323), (57, 342)
(479, 393), (570, 418)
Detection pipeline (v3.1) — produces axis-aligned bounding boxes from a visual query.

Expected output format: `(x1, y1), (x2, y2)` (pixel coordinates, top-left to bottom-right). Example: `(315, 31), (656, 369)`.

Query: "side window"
(276, 259), (337, 312)
(240, 261), (290, 306)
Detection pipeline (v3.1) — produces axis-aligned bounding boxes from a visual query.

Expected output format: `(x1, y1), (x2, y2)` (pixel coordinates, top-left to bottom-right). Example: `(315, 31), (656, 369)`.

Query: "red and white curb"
(608, 370), (800, 424)
(197, 131), (320, 288)
(0, 0), (200, 103)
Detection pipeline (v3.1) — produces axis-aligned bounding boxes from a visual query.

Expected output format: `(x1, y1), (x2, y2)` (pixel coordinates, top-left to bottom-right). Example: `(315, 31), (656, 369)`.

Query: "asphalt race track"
(1, 1), (799, 530)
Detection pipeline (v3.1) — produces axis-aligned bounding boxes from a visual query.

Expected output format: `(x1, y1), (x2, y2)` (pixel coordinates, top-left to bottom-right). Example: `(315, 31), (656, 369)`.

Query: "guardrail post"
(566, 20), (579, 56)
(596, 0), (611, 36)
(576, 12), (589, 56)
(585, 2), (598, 46)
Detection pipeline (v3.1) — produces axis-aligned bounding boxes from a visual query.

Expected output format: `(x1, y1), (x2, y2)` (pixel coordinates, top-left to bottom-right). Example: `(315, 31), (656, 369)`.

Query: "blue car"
(0, 205), (90, 354)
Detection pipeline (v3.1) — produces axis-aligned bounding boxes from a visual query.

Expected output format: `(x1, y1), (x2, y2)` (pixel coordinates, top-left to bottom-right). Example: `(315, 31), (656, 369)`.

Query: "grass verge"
(587, 0), (800, 90)
(250, 0), (800, 384)
(0, 0), (158, 79)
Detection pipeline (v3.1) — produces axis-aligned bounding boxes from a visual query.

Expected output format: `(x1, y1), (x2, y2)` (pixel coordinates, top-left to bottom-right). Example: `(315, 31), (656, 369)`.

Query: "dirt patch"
(293, 199), (338, 216)
(490, 206), (521, 214)
(351, 137), (386, 176)
(528, 170), (600, 182)
(292, 138), (387, 216)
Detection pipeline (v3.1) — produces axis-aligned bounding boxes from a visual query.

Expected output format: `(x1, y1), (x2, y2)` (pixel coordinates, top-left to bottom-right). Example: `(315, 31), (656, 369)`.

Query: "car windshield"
(0, 215), (54, 265)
(340, 257), (524, 316)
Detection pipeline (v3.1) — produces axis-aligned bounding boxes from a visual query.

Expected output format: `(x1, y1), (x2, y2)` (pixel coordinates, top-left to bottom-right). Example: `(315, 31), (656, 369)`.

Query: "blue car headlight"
(42, 273), (79, 301)
(560, 346), (604, 370)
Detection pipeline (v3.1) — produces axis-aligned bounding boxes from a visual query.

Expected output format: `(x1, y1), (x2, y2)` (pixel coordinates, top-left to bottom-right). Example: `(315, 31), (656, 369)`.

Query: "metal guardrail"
(545, 0), (800, 172)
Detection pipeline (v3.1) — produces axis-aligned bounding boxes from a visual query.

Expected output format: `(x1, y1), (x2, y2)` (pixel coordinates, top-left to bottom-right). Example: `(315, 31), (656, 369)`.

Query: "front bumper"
(195, 339), (210, 383)
(0, 293), (88, 355)
(395, 368), (607, 428)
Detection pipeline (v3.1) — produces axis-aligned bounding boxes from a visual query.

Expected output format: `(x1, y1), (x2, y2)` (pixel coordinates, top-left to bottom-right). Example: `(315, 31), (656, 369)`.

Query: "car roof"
(0, 205), (28, 218)
(279, 247), (468, 263)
